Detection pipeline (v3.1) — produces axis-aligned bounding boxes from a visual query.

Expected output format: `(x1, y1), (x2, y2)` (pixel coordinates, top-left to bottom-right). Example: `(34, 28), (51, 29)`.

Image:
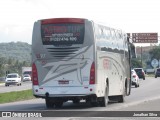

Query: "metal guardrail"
(0, 77), (5, 81)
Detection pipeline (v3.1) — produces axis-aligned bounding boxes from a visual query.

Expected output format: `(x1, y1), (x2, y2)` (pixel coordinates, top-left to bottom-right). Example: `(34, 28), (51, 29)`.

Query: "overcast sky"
(0, 0), (159, 45)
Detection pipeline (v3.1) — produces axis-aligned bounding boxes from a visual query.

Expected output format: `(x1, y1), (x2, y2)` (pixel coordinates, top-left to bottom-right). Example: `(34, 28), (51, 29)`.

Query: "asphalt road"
(0, 81), (32, 93)
(0, 77), (160, 119)
(0, 77), (160, 110)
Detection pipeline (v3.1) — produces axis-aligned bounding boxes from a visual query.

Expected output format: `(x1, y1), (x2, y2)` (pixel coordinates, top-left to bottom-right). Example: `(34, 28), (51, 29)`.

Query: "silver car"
(131, 70), (140, 88)
(5, 73), (22, 86)
(22, 74), (31, 82)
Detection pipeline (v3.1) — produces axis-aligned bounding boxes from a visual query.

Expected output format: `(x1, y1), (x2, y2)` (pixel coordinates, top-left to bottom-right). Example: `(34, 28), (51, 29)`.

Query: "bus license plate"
(58, 80), (69, 84)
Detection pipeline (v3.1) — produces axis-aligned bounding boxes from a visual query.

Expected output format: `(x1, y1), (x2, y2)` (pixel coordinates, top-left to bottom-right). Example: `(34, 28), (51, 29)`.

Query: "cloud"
(0, 0), (160, 44)
(0, 25), (32, 43)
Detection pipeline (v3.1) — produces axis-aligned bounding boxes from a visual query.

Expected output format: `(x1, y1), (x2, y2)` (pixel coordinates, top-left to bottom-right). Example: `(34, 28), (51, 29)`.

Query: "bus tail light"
(32, 63), (39, 85)
(89, 62), (95, 84)
(133, 75), (136, 78)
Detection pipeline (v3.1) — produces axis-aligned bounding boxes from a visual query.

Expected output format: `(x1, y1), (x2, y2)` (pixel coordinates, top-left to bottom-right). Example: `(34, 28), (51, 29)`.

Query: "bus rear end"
(32, 18), (96, 108)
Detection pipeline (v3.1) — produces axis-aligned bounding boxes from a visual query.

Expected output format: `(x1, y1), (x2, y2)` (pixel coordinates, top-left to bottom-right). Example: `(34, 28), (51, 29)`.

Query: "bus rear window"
(41, 24), (84, 45)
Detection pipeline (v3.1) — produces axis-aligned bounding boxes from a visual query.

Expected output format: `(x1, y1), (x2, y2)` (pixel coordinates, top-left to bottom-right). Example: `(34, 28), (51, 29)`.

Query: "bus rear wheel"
(45, 98), (54, 108)
(73, 99), (80, 104)
(117, 95), (125, 103)
(55, 102), (63, 108)
(99, 85), (109, 107)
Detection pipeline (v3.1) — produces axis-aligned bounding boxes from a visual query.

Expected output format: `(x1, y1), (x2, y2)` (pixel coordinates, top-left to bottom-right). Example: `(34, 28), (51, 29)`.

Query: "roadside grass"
(0, 89), (35, 104)
(0, 82), (4, 85)
(145, 74), (155, 77)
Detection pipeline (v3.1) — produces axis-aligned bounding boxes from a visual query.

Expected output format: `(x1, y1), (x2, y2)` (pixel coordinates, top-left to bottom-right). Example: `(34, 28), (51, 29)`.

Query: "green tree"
(131, 59), (142, 68)
(22, 61), (26, 66)
(149, 46), (160, 60)
(0, 42), (31, 63)
(7, 58), (12, 65)
(0, 57), (6, 76)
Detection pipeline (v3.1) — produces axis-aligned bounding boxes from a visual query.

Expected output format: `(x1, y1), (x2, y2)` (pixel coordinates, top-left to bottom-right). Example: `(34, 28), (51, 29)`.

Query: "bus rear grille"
(47, 47), (80, 58)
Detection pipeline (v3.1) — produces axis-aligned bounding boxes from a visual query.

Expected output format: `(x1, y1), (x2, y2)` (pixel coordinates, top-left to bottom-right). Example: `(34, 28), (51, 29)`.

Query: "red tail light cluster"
(32, 63), (39, 85)
(133, 75), (136, 78)
(89, 62), (95, 84)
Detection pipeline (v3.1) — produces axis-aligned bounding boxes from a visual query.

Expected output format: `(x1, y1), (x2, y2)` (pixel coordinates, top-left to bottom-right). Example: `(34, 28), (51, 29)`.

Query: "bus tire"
(118, 95), (125, 103)
(90, 102), (98, 107)
(45, 98), (54, 108)
(135, 84), (138, 88)
(99, 83), (109, 107)
(118, 81), (127, 103)
(118, 85), (126, 103)
(73, 99), (80, 104)
(55, 102), (63, 108)
(126, 78), (131, 96)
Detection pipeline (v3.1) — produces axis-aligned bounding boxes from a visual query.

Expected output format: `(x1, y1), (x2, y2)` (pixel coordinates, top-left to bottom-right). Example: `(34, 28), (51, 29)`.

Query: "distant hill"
(0, 42), (31, 62)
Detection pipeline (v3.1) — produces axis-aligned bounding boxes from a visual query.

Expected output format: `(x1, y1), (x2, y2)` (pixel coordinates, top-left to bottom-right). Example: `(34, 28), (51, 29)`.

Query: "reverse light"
(32, 63), (39, 85)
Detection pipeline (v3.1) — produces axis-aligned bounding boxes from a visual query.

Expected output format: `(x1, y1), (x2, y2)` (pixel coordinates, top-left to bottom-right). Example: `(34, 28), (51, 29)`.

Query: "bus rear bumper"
(32, 85), (97, 99)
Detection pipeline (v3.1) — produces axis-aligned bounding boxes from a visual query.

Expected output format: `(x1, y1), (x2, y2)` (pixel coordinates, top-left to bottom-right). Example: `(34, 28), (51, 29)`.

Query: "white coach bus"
(32, 18), (135, 108)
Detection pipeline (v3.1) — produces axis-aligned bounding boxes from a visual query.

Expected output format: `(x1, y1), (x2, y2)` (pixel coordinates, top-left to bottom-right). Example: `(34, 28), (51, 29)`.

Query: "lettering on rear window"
(41, 24), (84, 45)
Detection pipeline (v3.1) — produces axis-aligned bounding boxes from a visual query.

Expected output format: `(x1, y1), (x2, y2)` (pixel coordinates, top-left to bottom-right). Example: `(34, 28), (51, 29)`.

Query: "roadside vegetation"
(0, 89), (35, 104)
(145, 74), (155, 77)
(0, 81), (4, 84)
(0, 42), (31, 77)
(131, 45), (160, 69)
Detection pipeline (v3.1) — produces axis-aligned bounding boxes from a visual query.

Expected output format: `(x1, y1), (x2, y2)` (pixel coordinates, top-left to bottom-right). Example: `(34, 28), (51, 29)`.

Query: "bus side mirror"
(130, 43), (136, 58)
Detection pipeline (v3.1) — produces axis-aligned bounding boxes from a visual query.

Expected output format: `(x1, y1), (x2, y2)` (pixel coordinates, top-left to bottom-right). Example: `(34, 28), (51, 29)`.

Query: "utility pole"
(141, 46), (143, 68)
